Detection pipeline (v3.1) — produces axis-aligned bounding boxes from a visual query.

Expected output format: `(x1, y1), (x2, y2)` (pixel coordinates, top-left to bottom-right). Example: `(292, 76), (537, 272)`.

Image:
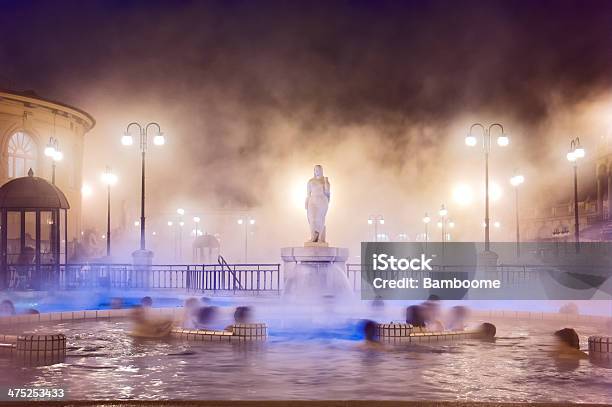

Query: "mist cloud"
(1, 0), (611, 261)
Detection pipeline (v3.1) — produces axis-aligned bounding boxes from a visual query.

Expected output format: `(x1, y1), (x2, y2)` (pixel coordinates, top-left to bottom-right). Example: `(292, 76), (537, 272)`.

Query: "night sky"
(1, 0), (611, 245)
(2, 0), (609, 124)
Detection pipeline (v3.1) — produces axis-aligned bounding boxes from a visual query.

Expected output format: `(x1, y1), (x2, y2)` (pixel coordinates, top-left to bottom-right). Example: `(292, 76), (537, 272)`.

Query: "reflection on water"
(0, 319), (610, 402)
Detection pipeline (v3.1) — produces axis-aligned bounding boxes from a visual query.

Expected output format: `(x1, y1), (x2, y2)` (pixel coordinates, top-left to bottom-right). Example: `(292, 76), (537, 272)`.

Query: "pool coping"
(0, 400), (608, 406)
(0, 307), (184, 326)
(1, 307), (610, 327)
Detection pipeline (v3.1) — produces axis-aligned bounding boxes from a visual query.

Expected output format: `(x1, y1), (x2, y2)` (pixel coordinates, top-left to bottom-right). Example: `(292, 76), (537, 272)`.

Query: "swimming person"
(182, 298), (201, 329)
(233, 306), (252, 324)
(130, 305), (173, 338)
(140, 296), (153, 308)
(0, 300), (15, 316)
(422, 295), (445, 331)
(552, 328), (588, 359)
(477, 322), (497, 341)
(406, 305), (426, 328)
(446, 305), (469, 331)
(196, 306), (219, 329)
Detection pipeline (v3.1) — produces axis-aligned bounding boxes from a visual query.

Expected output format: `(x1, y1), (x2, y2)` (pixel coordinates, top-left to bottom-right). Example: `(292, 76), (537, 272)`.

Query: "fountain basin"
(281, 246), (352, 298)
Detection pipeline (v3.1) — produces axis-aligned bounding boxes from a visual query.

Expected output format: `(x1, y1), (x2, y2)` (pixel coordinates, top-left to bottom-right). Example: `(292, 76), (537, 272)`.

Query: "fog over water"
(1, 0), (611, 262)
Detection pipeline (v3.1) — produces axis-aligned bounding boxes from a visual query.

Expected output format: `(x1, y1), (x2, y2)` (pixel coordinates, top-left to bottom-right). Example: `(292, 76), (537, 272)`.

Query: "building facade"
(521, 140), (612, 242)
(0, 89), (95, 246)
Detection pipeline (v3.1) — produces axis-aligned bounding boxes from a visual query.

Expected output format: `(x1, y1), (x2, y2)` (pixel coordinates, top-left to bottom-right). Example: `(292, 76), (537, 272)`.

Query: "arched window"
(7, 132), (37, 178)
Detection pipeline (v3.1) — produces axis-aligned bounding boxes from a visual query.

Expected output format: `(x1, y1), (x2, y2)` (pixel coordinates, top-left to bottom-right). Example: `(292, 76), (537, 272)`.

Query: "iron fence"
(12, 262), (282, 293)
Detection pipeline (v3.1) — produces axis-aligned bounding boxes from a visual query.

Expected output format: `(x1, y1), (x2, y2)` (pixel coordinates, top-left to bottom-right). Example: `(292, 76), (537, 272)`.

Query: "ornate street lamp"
(44, 137), (63, 185)
(567, 137), (585, 253)
(510, 172), (525, 257)
(422, 213), (431, 251)
(237, 217), (256, 262)
(121, 122), (165, 256)
(465, 123), (509, 253)
(368, 215), (385, 242)
(101, 166), (118, 257)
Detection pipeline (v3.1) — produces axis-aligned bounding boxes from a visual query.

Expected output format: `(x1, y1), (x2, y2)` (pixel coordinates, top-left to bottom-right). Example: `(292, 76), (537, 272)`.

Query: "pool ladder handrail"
(217, 255), (244, 290)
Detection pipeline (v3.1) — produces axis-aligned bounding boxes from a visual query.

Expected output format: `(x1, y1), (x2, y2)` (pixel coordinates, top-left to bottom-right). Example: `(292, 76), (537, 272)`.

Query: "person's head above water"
(314, 165), (323, 178)
(478, 323), (496, 340)
(197, 306), (218, 326)
(234, 306), (252, 324)
(0, 300), (15, 315)
(361, 319), (378, 342)
(185, 297), (199, 310)
(554, 328), (580, 350)
(141, 297), (153, 308)
(406, 305), (426, 328)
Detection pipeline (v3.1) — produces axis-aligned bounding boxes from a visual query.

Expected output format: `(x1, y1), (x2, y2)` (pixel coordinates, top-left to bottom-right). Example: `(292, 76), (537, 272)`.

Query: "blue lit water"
(0, 318), (610, 403)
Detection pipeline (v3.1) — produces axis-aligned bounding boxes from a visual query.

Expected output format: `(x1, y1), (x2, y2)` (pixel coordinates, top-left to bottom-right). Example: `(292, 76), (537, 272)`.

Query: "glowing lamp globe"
(101, 172), (118, 186)
(574, 147), (585, 158)
(121, 133), (134, 146)
(44, 145), (56, 157)
(497, 135), (509, 147)
(81, 183), (93, 197)
(465, 135), (477, 147)
(566, 151), (576, 162)
(153, 134), (165, 146)
(510, 174), (524, 186)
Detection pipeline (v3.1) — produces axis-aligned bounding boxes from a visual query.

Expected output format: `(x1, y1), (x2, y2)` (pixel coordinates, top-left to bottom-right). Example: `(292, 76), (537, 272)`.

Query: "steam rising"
(1, 1), (611, 261)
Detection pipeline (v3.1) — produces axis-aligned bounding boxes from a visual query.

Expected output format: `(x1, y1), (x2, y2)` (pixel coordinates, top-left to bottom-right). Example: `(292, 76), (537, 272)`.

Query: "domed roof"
(193, 234), (220, 248)
(0, 169), (69, 209)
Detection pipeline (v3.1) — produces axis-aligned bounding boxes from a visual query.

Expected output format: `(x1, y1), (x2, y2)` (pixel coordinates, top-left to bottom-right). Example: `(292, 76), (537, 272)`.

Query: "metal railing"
(189, 260), (281, 293)
(40, 262), (280, 293)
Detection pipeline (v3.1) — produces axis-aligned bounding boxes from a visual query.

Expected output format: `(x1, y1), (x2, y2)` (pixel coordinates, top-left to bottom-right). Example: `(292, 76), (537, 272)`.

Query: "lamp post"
(176, 208), (185, 262)
(193, 216), (201, 238)
(368, 215), (385, 242)
(237, 217), (255, 262)
(422, 213), (431, 251)
(437, 204), (449, 255)
(466, 123), (509, 252)
(121, 122), (165, 253)
(192, 216), (202, 262)
(44, 137), (63, 185)
(101, 166), (118, 257)
(510, 173), (525, 257)
(167, 220), (176, 260)
(567, 137), (585, 253)
(438, 204), (448, 240)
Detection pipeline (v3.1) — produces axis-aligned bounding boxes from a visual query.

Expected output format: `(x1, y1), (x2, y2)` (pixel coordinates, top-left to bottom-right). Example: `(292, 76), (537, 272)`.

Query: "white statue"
(305, 165), (330, 243)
